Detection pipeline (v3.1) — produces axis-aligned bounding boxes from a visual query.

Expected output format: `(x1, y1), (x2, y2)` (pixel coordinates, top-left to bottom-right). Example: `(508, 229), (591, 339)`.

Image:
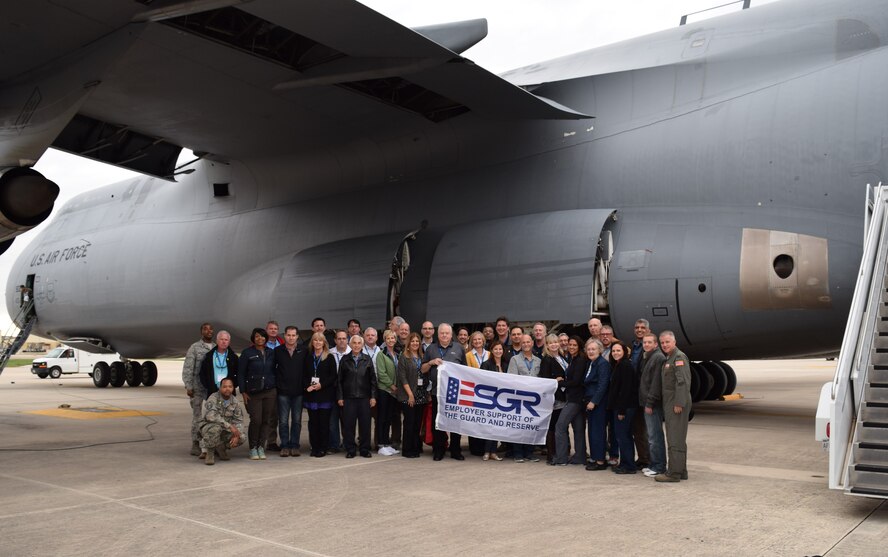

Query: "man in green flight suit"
(655, 330), (691, 483)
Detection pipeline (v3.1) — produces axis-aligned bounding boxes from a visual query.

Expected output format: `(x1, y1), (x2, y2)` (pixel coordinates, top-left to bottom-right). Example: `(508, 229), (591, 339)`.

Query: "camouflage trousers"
(190, 386), (207, 444)
(199, 423), (245, 451)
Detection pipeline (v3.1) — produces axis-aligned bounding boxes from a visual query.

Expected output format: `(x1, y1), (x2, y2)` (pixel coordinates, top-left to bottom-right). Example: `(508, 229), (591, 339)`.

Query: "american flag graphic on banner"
(446, 377), (477, 406)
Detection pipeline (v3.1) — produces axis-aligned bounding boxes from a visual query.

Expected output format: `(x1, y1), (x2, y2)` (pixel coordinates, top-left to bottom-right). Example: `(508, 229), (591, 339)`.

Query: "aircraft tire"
(689, 364), (702, 402)
(717, 361), (737, 395)
(702, 361), (728, 400)
(691, 362), (712, 403)
(49, 367), (62, 379)
(93, 362), (110, 388)
(109, 362), (126, 387)
(125, 361), (142, 387)
(141, 361), (158, 387)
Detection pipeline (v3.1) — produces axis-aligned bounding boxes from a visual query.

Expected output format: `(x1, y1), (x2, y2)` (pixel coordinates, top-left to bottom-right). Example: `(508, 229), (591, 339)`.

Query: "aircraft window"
(773, 254), (794, 279)
(698, 283), (707, 293)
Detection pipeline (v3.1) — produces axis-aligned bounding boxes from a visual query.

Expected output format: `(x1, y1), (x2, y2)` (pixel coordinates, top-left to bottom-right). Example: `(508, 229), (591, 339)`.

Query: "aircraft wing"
(2, 0), (590, 175)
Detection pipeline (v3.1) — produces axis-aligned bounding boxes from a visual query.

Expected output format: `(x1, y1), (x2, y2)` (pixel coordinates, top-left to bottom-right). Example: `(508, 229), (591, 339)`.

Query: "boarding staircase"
(0, 301), (36, 377)
(824, 184), (888, 498)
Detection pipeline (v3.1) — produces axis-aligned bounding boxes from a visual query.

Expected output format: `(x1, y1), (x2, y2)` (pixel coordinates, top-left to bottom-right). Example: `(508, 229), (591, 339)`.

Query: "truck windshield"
(46, 347), (65, 358)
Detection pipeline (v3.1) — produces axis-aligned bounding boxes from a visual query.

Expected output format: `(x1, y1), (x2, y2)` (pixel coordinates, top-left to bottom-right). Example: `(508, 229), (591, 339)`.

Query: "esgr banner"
(435, 361), (556, 445)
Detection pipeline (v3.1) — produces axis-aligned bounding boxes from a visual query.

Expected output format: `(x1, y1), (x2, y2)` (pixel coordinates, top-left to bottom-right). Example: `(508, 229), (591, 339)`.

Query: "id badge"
(311, 376), (320, 385)
(417, 377), (424, 386)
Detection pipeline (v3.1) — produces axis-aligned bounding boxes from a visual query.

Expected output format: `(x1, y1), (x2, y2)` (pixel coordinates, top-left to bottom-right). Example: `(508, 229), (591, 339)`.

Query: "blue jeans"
(587, 404), (607, 462)
(277, 394), (303, 450)
(329, 402), (342, 450)
(513, 443), (533, 459)
(644, 406), (667, 473)
(614, 407), (636, 471)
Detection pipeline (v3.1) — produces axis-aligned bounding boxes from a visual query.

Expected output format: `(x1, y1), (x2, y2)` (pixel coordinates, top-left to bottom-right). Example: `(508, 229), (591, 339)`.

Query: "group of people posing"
(181, 315), (692, 483)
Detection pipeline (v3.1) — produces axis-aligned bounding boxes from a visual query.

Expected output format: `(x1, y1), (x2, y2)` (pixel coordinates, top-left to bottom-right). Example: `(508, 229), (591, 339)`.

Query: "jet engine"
(0, 167), (60, 242)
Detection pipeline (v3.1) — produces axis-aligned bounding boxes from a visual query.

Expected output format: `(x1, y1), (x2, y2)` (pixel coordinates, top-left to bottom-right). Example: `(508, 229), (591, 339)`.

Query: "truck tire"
(109, 362), (127, 387)
(141, 361), (158, 387)
(125, 361), (142, 387)
(93, 362), (110, 388)
(49, 367), (62, 379)
(37, 371), (49, 379)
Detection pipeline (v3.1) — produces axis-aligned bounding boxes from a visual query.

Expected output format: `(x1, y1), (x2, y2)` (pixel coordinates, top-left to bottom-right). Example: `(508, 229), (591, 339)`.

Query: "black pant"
(308, 407), (331, 454)
(546, 407), (563, 462)
(245, 388), (276, 449)
(342, 398), (371, 454)
(401, 401), (425, 457)
(431, 396), (462, 457)
(375, 389), (395, 446)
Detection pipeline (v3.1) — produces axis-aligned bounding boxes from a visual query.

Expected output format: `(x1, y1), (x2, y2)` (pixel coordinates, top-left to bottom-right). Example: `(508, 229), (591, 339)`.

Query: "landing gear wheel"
(689, 364), (702, 402)
(702, 361), (727, 400)
(141, 361), (158, 387)
(37, 371), (49, 379)
(690, 362), (711, 404)
(717, 361), (737, 395)
(93, 362), (110, 388)
(49, 367), (62, 379)
(125, 361), (142, 387)
(109, 361), (127, 387)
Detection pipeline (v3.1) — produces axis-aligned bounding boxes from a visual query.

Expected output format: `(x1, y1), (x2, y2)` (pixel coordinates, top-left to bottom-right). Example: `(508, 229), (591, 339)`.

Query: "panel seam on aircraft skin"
(564, 48), (887, 148)
(0, 471), (345, 555)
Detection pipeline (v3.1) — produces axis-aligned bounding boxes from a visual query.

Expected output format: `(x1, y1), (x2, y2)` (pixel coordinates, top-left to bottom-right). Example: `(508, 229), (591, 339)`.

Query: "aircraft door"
(676, 276), (725, 346)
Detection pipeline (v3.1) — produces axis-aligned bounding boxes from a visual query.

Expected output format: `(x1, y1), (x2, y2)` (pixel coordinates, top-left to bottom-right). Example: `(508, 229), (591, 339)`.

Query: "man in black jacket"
(337, 335), (377, 458)
(199, 330), (239, 399)
(275, 326), (307, 457)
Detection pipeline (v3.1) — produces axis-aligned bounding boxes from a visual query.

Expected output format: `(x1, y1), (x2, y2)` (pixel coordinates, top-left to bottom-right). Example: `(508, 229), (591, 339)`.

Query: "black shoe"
(346, 452), (356, 459)
(433, 454), (444, 461)
(450, 453), (465, 461)
(267, 443), (281, 452)
(360, 451), (372, 458)
(614, 468), (637, 475)
(585, 462), (608, 471)
(635, 459), (649, 468)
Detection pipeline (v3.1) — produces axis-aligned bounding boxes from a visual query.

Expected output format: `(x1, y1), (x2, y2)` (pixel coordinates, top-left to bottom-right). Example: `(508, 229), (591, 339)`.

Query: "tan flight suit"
(661, 347), (692, 479)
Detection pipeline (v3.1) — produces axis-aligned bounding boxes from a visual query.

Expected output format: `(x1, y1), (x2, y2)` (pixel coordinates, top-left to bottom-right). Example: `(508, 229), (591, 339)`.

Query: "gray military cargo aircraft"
(0, 0), (878, 397)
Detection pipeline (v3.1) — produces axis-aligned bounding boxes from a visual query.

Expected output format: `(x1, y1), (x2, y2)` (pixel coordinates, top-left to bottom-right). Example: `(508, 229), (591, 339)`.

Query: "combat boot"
(205, 449), (215, 465)
(216, 443), (230, 461)
(190, 441), (201, 456)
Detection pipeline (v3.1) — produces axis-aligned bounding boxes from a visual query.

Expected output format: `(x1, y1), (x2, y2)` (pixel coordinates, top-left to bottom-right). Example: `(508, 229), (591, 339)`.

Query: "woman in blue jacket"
(238, 328), (277, 460)
(583, 338), (611, 471)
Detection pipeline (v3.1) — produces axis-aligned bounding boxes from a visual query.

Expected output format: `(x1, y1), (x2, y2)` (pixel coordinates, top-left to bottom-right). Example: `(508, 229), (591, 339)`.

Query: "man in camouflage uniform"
(199, 377), (245, 465)
(183, 322), (214, 456)
(655, 330), (692, 483)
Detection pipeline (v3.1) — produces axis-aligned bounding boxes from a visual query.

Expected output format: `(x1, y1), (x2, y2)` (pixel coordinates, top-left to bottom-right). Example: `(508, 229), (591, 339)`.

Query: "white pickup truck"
(30, 345), (156, 388)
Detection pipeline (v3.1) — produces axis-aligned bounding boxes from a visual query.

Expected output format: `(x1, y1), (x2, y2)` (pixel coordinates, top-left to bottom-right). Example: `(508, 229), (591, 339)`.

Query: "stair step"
(866, 385), (888, 403)
(849, 466), (888, 494)
(849, 486), (888, 498)
(870, 367), (888, 384)
(863, 403), (888, 422)
(854, 443), (888, 466)
(857, 421), (888, 443)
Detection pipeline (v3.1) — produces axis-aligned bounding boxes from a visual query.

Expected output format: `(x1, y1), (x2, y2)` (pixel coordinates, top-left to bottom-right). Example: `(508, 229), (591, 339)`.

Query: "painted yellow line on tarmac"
(23, 407), (165, 420)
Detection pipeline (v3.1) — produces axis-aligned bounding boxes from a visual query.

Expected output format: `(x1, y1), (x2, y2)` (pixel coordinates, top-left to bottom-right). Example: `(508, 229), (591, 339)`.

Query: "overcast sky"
(0, 0), (779, 330)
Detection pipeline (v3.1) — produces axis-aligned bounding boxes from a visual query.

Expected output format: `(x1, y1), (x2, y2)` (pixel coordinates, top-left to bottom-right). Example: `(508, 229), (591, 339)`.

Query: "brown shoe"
(290, 449), (301, 457)
(655, 474), (680, 483)
(280, 448), (290, 457)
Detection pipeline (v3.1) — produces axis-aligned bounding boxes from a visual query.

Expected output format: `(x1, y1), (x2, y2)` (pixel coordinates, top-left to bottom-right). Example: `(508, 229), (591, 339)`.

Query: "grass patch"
(6, 359), (33, 368)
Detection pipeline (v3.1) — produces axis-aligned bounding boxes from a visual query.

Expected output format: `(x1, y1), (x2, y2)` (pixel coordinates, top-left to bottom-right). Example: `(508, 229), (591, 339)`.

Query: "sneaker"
(388, 447), (400, 455)
(643, 469), (660, 477)
(257, 447), (266, 460)
(205, 450), (215, 465)
(514, 458), (525, 463)
(483, 453), (490, 461)
(642, 467), (651, 474)
(607, 458), (619, 466)
(490, 453), (503, 461)
(249, 448), (260, 460)
(527, 455), (541, 463)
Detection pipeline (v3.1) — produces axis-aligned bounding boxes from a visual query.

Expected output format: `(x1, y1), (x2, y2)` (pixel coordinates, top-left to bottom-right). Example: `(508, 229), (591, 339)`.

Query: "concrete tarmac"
(0, 358), (884, 556)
